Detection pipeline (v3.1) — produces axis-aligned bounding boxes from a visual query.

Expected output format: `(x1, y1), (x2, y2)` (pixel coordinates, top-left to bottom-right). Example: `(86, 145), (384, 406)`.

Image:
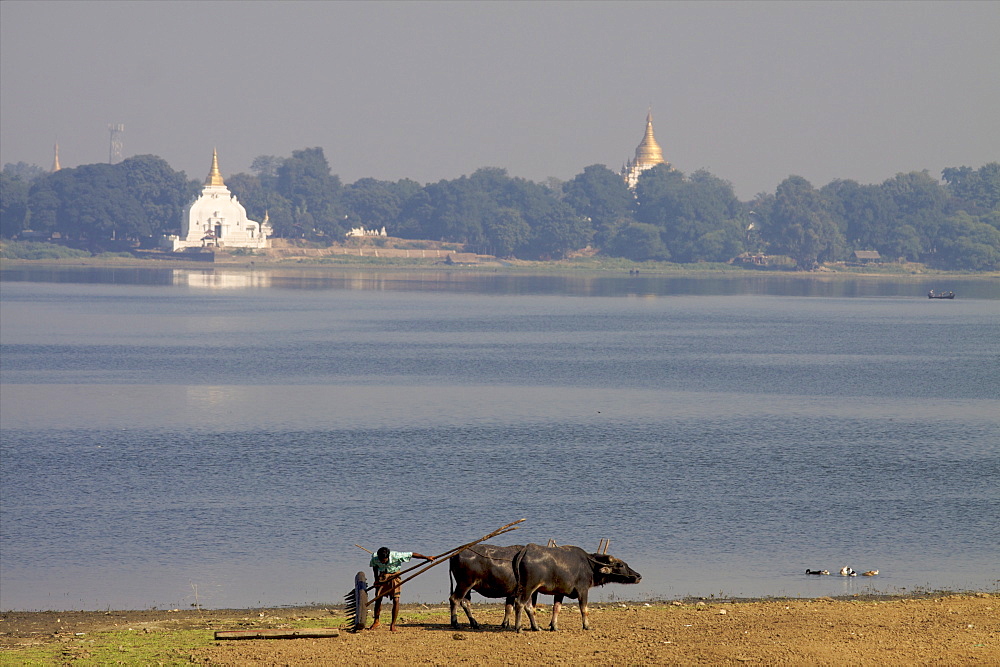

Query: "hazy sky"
(2, 1), (998, 199)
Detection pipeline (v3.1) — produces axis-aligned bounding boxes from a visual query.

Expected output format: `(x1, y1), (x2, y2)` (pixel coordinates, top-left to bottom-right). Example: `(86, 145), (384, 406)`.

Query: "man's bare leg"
(368, 598), (382, 630)
(389, 597), (401, 631)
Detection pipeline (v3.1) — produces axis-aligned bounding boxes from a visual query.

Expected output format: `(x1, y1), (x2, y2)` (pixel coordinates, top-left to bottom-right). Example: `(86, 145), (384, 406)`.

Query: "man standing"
(369, 546), (433, 631)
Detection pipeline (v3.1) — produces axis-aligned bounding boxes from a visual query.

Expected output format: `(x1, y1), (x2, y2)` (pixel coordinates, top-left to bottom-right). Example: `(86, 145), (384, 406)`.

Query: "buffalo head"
(590, 553), (641, 585)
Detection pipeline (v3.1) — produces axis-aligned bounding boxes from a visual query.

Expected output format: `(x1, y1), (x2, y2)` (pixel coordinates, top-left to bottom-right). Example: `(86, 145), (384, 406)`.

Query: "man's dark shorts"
(374, 573), (402, 600)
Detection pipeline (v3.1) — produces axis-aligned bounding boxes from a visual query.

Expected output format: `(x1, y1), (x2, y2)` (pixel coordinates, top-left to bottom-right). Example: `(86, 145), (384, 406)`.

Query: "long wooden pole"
(393, 520), (524, 587)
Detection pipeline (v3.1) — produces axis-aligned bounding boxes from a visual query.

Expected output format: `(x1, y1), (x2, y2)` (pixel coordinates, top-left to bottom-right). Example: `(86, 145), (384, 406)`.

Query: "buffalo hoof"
(469, 619), (480, 630)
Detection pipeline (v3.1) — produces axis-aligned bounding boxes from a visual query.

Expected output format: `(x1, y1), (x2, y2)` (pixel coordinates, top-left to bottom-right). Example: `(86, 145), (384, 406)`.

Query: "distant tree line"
(1, 155), (198, 250)
(2, 148), (998, 270)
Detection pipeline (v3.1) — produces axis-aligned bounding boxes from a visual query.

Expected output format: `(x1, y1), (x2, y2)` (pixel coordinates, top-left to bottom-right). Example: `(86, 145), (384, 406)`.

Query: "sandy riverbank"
(2, 594), (996, 665)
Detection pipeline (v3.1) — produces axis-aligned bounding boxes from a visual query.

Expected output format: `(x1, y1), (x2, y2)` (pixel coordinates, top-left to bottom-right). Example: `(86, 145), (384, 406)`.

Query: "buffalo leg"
(549, 594), (564, 631)
(504, 591), (536, 628)
(500, 596), (514, 628)
(450, 589), (480, 629)
(514, 590), (541, 633)
(524, 596), (540, 632)
(579, 590), (590, 630)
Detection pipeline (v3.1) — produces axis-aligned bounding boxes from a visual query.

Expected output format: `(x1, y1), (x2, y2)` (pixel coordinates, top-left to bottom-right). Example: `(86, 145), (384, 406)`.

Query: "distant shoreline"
(2, 255), (997, 280)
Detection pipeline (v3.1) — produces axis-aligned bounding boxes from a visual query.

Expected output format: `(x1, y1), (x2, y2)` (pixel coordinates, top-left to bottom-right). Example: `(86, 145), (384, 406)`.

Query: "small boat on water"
(928, 290), (955, 299)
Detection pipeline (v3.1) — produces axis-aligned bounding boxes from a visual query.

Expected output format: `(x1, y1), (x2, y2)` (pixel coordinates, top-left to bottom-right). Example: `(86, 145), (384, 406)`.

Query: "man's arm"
(411, 552), (434, 561)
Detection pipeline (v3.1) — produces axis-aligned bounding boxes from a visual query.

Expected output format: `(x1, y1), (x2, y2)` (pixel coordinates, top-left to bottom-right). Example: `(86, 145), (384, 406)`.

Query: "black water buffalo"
(449, 543), (530, 629)
(512, 543), (641, 632)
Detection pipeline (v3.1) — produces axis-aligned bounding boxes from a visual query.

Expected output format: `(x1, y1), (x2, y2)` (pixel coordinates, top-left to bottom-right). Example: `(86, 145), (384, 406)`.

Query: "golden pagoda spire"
(634, 108), (664, 166)
(206, 148), (225, 186)
(52, 143), (61, 172)
(622, 108), (669, 189)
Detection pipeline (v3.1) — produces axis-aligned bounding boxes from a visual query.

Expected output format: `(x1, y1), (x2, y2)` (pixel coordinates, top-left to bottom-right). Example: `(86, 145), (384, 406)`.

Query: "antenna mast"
(108, 123), (125, 163)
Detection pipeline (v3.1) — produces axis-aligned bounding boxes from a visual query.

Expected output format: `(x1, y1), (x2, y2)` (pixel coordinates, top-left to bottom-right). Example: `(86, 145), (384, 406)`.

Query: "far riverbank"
(2, 252), (998, 279)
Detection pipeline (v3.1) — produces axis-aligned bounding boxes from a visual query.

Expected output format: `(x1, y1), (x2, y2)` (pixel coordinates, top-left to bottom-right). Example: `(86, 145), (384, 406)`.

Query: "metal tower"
(108, 123), (125, 163)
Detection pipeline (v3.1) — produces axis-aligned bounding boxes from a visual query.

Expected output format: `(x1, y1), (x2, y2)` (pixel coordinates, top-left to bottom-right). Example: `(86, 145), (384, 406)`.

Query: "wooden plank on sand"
(214, 628), (341, 640)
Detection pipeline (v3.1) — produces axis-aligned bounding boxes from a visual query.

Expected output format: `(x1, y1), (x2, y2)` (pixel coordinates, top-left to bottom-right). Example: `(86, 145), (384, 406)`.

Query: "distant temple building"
(346, 226), (387, 238)
(621, 110), (669, 189)
(163, 150), (270, 251)
(52, 143), (61, 172)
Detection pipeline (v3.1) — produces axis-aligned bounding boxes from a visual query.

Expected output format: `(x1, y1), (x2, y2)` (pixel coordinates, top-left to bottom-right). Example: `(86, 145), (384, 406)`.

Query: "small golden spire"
(206, 148), (225, 186)
(52, 143), (61, 172)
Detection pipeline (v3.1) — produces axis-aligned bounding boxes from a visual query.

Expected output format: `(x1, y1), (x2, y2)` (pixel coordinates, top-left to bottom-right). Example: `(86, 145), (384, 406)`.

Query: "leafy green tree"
(981, 209), (1000, 232)
(761, 176), (844, 269)
(669, 171), (742, 262)
(884, 224), (923, 262)
(2, 162), (46, 182)
(879, 170), (948, 256)
(276, 147), (343, 239)
(413, 168), (589, 256)
(119, 155), (196, 238)
(481, 169), (592, 258)
(562, 164), (636, 247)
(630, 167), (743, 262)
(821, 179), (893, 251)
(633, 165), (685, 225)
(745, 193), (775, 254)
(933, 211), (1000, 270)
(519, 199), (592, 259)
(942, 163), (1000, 213)
(482, 207), (531, 258)
(250, 155), (283, 183)
(419, 176), (490, 244)
(226, 172), (265, 217)
(395, 187), (433, 239)
(342, 178), (406, 232)
(26, 164), (147, 245)
(63, 164), (147, 243)
(604, 222), (669, 261)
(227, 171), (292, 236)
(0, 171), (31, 237)
(689, 220), (745, 263)
(25, 175), (63, 235)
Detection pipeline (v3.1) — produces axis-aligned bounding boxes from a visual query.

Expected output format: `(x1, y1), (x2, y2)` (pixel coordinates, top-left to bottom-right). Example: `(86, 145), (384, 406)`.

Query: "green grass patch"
(1, 627), (213, 666)
(0, 615), (355, 666)
(0, 241), (90, 260)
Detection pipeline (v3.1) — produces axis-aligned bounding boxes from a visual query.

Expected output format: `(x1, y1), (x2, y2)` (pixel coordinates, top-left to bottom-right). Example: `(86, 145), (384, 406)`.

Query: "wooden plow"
(344, 518), (526, 632)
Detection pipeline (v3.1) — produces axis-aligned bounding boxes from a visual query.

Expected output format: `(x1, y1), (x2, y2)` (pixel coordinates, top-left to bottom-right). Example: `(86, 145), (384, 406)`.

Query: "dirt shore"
(2, 594), (996, 665)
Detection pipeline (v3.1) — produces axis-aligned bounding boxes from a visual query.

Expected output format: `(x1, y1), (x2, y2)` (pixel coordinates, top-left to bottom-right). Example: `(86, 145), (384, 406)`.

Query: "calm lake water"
(1, 266), (998, 611)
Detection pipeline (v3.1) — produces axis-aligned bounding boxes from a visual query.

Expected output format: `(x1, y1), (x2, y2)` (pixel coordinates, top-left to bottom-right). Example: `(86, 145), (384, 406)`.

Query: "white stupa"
(164, 149), (270, 250)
